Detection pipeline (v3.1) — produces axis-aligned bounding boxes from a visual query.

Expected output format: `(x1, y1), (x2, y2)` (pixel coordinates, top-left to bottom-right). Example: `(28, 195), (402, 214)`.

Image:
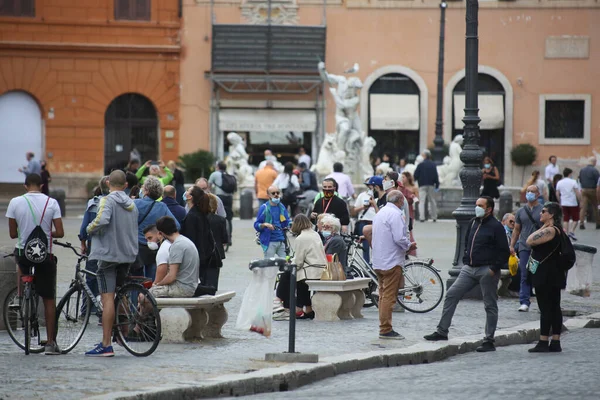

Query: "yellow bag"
(508, 254), (519, 276)
(321, 254), (347, 281)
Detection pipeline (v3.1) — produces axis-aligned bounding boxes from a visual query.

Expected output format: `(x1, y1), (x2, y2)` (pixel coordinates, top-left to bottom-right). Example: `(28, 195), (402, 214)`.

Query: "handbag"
(526, 244), (558, 275)
(321, 253), (346, 281)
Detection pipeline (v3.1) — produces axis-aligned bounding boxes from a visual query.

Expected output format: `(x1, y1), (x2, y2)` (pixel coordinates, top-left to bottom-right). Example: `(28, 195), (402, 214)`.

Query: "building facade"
(0, 0), (181, 196)
(180, 0), (600, 186)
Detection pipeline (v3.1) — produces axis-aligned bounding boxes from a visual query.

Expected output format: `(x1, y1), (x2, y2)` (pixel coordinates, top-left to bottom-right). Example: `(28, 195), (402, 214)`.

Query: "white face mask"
(147, 241), (159, 251)
(475, 206), (486, 218)
(367, 190), (374, 197)
(382, 179), (394, 191)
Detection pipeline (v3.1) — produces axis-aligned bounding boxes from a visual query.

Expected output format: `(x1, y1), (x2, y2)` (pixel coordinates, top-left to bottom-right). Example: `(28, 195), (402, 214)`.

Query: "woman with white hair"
(320, 215), (349, 277)
(136, 160), (174, 186)
(133, 176), (180, 280)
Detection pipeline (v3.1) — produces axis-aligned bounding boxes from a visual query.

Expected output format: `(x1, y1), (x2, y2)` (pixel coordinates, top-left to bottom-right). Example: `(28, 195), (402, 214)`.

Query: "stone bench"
(155, 291), (236, 343)
(306, 278), (371, 322)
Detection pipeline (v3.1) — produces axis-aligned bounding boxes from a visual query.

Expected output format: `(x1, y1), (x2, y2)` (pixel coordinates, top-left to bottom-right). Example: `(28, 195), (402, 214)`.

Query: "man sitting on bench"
(150, 216), (199, 298)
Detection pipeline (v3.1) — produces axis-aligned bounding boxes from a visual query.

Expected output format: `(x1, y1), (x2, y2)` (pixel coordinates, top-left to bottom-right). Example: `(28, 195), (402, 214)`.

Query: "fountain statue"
(313, 61), (375, 182)
(437, 134), (464, 187)
(226, 132), (254, 186)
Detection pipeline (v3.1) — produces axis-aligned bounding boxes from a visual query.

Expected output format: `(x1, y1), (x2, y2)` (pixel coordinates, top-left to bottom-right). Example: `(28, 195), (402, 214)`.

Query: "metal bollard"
(498, 190), (513, 218)
(239, 189), (254, 220)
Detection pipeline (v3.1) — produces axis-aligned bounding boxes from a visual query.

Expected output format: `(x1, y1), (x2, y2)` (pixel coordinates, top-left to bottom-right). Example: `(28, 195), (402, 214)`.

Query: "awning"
(369, 94), (419, 130)
(454, 94), (504, 130)
(219, 109), (317, 132)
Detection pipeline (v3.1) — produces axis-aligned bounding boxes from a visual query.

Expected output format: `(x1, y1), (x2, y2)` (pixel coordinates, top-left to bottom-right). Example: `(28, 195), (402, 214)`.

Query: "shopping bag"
(566, 255), (593, 297)
(321, 254), (346, 281)
(508, 254), (519, 276)
(235, 265), (279, 337)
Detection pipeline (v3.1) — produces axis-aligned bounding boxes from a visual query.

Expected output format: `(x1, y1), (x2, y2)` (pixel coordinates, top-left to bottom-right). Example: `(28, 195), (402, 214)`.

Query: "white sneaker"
(518, 304), (529, 312)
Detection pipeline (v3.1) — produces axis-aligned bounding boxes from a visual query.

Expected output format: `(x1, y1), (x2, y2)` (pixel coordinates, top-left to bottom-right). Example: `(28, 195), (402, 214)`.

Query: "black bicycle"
(3, 261), (45, 355)
(53, 240), (162, 357)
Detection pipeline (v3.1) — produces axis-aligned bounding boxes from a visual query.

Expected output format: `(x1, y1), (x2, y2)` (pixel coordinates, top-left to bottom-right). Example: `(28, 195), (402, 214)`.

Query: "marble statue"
(226, 132), (254, 186)
(437, 134), (464, 187)
(361, 136), (376, 179)
(316, 61), (375, 183)
(311, 133), (339, 177)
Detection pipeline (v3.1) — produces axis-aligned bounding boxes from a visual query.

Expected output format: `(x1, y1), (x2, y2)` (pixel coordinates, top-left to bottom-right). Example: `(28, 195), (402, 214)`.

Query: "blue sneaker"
(85, 343), (114, 357)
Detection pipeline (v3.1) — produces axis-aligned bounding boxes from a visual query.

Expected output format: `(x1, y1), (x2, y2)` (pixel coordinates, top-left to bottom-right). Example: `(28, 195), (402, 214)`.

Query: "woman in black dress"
(526, 202), (566, 353)
(181, 187), (222, 290)
(481, 156), (500, 199)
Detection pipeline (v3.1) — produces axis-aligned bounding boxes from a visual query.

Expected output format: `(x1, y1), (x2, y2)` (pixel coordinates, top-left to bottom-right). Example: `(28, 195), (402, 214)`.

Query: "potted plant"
(510, 143), (538, 187)
(179, 150), (215, 182)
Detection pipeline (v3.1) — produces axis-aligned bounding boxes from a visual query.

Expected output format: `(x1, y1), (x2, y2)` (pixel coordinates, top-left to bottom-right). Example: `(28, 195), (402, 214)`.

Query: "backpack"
(20, 195), (51, 267)
(219, 172), (237, 194)
(554, 227), (576, 271)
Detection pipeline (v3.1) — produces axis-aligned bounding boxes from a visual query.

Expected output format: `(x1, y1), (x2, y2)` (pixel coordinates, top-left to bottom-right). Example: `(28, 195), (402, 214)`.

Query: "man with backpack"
(208, 161), (236, 246)
(6, 173), (64, 355)
(510, 185), (544, 312)
(254, 185), (291, 258)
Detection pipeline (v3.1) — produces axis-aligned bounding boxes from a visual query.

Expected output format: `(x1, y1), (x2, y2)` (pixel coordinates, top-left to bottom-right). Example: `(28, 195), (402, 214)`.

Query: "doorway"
(104, 93), (158, 174)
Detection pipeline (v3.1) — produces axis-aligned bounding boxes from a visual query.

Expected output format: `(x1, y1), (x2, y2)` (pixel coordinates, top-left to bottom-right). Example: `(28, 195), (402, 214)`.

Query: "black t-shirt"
(313, 196), (350, 226)
(377, 193), (387, 209)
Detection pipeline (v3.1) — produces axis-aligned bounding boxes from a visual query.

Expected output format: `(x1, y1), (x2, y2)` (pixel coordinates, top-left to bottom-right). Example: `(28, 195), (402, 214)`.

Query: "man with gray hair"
(372, 190), (417, 340)
(578, 156), (599, 229)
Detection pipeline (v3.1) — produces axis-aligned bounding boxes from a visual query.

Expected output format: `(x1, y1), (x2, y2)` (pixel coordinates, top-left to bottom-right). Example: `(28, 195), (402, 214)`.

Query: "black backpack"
(21, 195), (51, 267)
(220, 171), (237, 194)
(555, 227), (576, 271)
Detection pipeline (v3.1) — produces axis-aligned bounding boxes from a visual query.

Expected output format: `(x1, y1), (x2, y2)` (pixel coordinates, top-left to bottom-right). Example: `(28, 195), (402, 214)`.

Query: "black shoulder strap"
(523, 206), (540, 229)
(139, 201), (156, 225)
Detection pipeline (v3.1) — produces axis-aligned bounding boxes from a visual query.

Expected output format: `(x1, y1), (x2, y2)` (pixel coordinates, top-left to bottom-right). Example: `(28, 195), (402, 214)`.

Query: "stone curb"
(90, 318), (597, 400)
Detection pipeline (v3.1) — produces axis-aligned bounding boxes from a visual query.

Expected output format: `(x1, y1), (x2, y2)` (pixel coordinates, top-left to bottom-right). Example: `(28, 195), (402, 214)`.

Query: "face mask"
(182, 192), (188, 202)
(147, 241), (159, 251)
(382, 180), (394, 191)
(271, 197), (281, 204)
(484, 164), (491, 169)
(321, 230), (332, 238)
(323, 189), (334, 198)
(504, 225), (513, 234)
(139, 192), (145, 200)
(475, 206), (486, 218)
(525, 192), (537, 203)
(367, 190), (374, 197)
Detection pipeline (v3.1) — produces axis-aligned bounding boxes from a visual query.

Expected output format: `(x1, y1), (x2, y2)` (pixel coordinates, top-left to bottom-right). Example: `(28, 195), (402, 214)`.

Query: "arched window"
(104, 93), (158, 174)
(115, 0), (151, 21)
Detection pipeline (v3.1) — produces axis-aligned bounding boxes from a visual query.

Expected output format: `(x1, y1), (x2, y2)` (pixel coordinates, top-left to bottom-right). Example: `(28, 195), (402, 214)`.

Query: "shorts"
(14, 248), (57, 300)
(97, 261), (130, 294)
(562, 206), (580, 222)
(149, 282), (195, 298)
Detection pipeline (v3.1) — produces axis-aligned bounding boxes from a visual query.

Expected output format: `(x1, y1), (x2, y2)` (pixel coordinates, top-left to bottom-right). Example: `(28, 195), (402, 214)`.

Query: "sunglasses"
(508, 220), (515, 224)
(270, 191), (280, 196)
(541, 210), (548, 214)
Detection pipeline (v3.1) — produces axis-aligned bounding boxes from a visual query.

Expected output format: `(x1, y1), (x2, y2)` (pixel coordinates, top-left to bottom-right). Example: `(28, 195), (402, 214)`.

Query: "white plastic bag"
(566, 251), (593, 297)
(236, 266), (279, 337)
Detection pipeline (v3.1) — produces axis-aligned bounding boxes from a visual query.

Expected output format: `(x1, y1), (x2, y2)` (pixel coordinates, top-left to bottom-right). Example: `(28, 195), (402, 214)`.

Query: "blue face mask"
(525, 192), (537, 203)
(321, 230), (332, 238)
(139, 192), (145, 200)
(504, 225), (513, 234)
(484, 164), (491, 169)
(271, 197), (281, 204)
(182, 192), (187, 202)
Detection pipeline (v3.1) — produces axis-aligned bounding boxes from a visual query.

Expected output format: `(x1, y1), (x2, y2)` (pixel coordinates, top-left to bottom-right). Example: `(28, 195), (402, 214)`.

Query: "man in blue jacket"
(424, 196), (509, 352)
(413, 149), (440, 222)
(254, 185), (291, 258)
(161, 185), (186, 224)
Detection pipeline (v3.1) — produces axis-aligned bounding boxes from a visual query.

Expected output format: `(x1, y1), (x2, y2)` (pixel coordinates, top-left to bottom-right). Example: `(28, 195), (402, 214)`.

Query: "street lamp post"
(432, 1), (447, 165)
(448, 0), (483, 287)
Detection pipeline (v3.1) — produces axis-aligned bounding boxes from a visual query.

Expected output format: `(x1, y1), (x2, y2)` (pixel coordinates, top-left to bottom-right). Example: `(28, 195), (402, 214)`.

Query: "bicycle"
(343, 234), (445, 313)
(3, 257), (45, 355)
(52, 240), (162, 357)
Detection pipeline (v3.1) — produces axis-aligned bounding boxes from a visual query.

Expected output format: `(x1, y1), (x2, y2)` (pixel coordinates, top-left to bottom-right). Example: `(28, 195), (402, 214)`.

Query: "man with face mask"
(254, 185), (291, 258)
(143, 224), (171, 284)
(310, 178), (350, 232)
(425, 196), (509, 352)
(510, 185), (543, 312)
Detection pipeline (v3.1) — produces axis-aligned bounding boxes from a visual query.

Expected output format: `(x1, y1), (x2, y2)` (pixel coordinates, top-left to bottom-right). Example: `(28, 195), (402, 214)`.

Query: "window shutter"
(115, 0), (132, 20)
(134, 0), (151, 20)
(115, 0), (150, 21)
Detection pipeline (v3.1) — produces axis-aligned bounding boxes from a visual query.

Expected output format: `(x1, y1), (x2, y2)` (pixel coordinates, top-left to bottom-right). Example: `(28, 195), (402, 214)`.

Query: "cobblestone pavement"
(0, 214), (598, 399)
(247, 327), (600, 400)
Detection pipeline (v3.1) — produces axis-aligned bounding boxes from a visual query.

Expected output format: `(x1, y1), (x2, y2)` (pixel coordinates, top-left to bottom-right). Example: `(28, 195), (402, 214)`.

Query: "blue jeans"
(264, 241), (287, 259)
(144, 264), (156, 282)
(355, 221), (371, 264)
(519, 249), (532, 306)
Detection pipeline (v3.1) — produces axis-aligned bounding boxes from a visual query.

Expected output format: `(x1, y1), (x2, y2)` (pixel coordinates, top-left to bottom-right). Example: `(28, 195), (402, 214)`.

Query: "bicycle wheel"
(55, 284), (92, 354)
(398, 262), (444, 313)
(114, 284), (161, 357)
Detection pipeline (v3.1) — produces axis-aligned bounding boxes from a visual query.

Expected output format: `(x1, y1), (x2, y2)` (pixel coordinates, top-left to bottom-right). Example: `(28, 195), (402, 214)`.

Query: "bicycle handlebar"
(52, 240), (85, 258)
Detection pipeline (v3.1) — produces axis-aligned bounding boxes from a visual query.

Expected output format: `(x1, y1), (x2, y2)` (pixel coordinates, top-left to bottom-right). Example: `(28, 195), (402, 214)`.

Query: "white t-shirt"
(555, 177), (579, 207)
(156, 239), (172, 267)
(354, 191), (377, 221)
(298, 154), (311, 168)
(545, 163), (560, 182)
(273, 173), (299, 191)
(6, 193), (61, 250)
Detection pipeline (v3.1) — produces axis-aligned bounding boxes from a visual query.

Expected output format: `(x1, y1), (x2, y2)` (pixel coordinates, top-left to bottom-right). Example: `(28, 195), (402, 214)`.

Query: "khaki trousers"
(579, 188), (598, 225)
(375, 265), (404, 335)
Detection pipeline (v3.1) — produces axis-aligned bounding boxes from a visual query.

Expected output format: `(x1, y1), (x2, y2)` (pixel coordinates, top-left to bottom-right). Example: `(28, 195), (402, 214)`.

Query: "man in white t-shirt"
(6, 173), (64, 355)
(143, 224), (172, 284)
(555, 168), (582, 240)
